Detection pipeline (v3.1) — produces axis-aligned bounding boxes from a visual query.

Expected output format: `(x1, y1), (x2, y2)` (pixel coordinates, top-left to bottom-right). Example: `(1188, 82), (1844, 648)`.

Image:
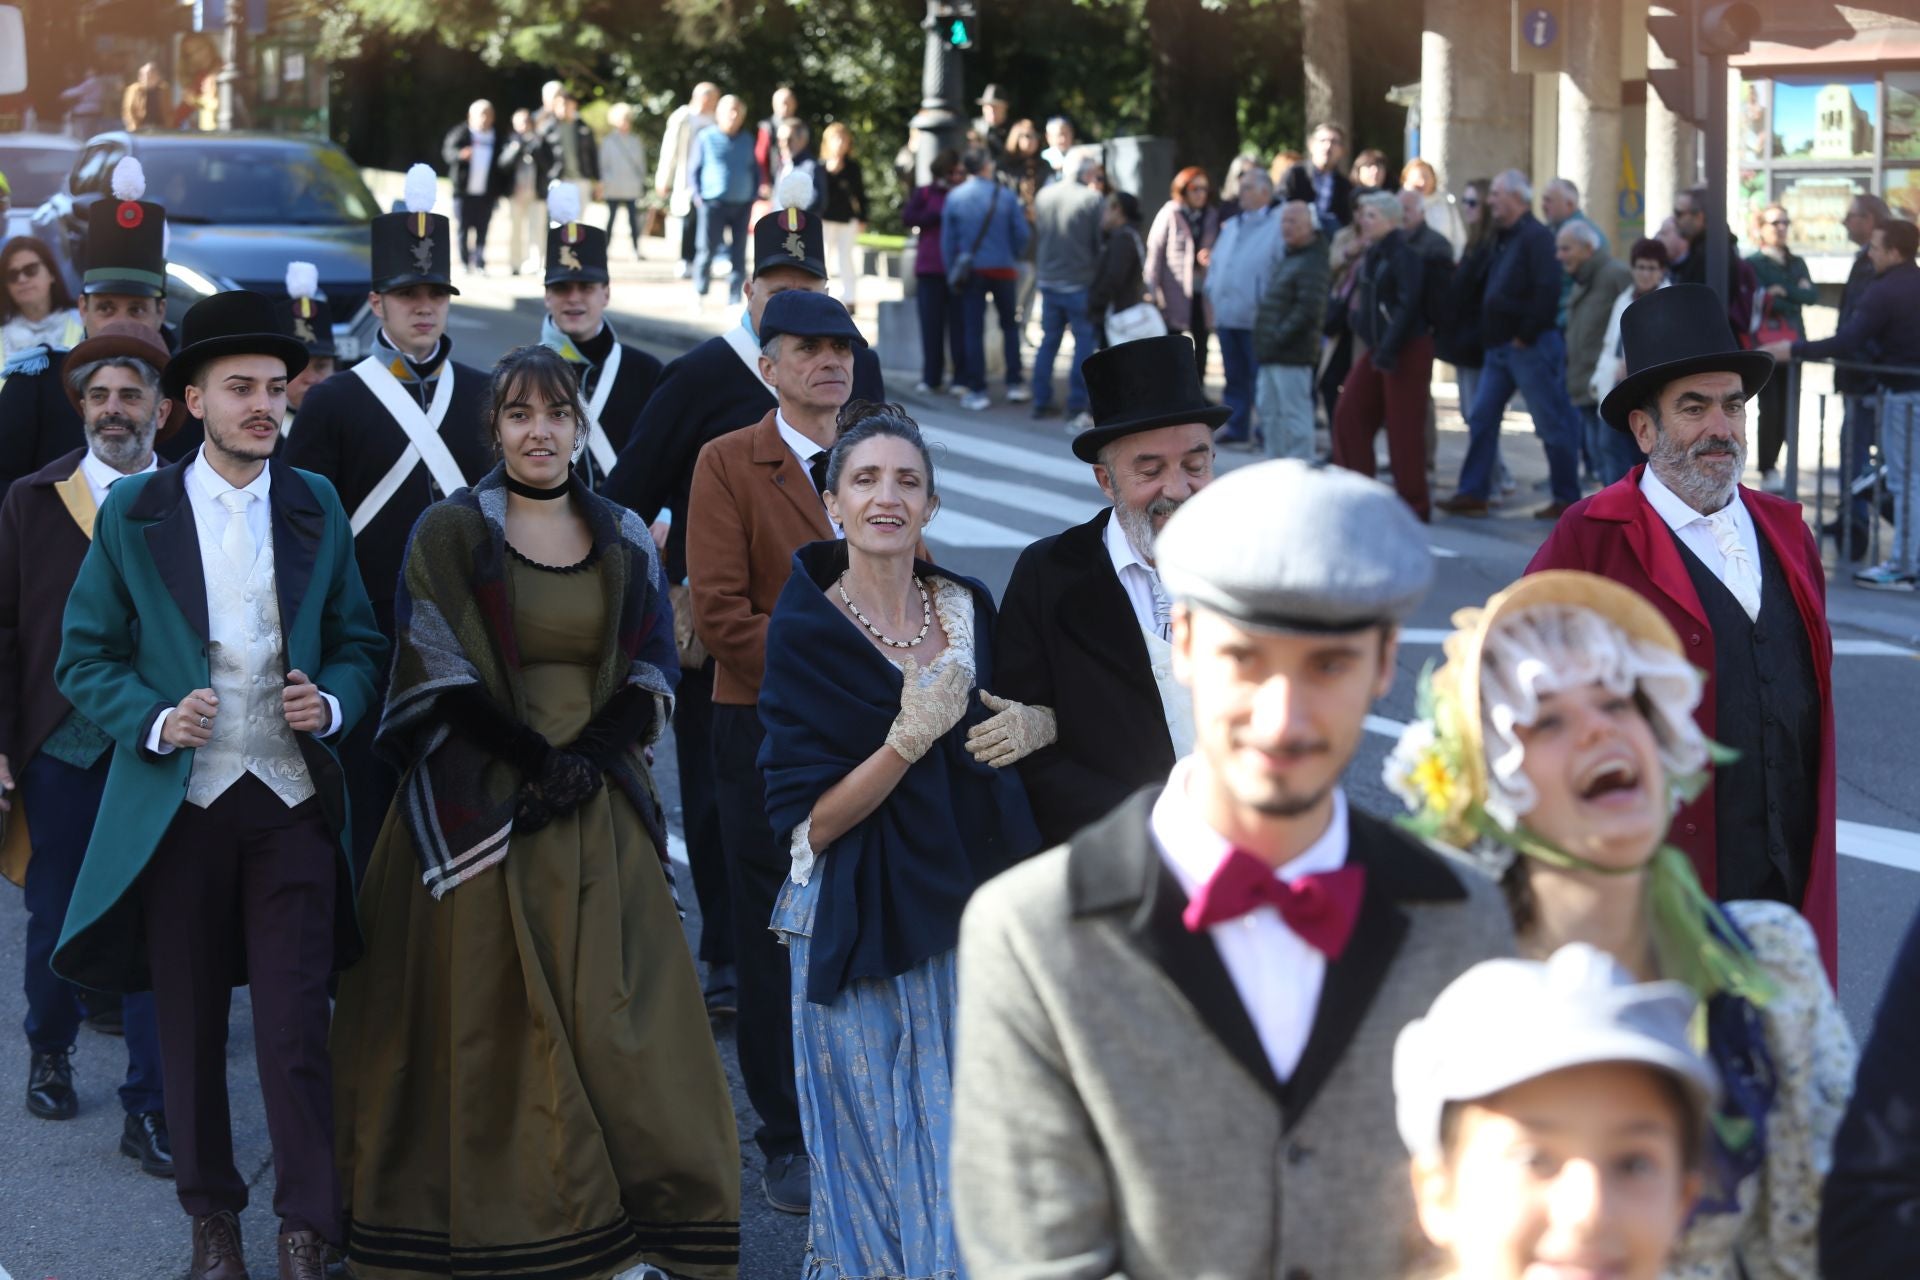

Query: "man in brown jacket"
(684, 287), (861, 1215)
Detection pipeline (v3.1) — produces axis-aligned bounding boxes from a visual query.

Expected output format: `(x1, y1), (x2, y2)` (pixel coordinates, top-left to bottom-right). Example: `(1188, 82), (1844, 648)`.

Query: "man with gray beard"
(1527, 283), (1839, 976)
(0, 321), (178, 1171)
(995, 334), (1229, 846)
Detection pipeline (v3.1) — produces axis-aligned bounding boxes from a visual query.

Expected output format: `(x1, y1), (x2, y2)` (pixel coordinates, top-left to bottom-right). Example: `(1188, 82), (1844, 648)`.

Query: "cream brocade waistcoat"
(1140, 624), (1194, 761)
(187, 523), (315, 810)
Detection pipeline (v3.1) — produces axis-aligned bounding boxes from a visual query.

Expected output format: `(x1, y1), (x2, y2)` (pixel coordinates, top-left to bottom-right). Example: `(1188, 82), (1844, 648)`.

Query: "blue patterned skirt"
(771, 872), (964, 1280)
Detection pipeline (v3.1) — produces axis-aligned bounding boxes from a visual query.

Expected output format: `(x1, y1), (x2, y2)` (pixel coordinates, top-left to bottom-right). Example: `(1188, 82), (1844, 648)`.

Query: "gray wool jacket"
(952, 789), (1516, 1280)
(1564, 250), (1635, 407)
(1253, 233), (1331, 367)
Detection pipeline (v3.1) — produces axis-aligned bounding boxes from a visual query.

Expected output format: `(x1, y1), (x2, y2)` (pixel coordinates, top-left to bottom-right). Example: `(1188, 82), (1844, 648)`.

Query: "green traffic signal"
(949, 17), (971, 48)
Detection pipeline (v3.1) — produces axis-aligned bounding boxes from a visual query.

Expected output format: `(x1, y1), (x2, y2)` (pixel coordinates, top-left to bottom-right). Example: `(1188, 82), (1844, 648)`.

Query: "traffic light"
(930, 1), (976, 51)
(948, 14), (973, 49)
(1648, 1), (1761, 126)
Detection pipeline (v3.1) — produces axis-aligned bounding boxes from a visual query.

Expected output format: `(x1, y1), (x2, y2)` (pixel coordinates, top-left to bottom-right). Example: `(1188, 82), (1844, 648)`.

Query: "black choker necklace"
(505, 472), (572, 500)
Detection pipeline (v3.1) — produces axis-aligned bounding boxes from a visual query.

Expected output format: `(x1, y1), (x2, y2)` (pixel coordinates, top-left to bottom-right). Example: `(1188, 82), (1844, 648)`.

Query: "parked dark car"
(0, 130), (79, 242)
(23, 131), (381, 359)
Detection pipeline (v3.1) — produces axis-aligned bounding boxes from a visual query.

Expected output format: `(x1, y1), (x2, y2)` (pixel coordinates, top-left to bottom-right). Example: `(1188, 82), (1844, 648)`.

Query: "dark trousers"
(710, 702), (802, 1160)
(141, 774), (342, 1240)
(605, 198), (642, 254)
(1173, 315), (1213, 382)
(1455, 330), (1583, 506)
(21, 752), (164, 1115)
(456, 194), (497, 269)
(673, 659), (732, 969)
(915, 272), (964, 389)
(960, 274), (1024, 393)
(1332, 336), (1436, 520)
(695, 201), (752, 303)
(1756, 368), (1790, 475)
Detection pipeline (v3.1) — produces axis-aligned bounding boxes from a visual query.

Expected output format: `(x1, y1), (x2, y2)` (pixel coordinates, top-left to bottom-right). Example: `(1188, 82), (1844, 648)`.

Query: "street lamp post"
(908, 1), (970, 186)
(215, 0), (245, 132)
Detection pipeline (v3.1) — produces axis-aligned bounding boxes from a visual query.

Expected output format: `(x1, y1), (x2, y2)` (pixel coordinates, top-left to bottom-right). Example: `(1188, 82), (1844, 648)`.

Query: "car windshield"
(135, 144), (380, 225)
(0, 145), (79, 206)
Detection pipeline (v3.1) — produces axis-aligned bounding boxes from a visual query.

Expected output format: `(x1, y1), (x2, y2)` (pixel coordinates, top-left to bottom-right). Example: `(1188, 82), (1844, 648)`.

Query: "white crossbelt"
(348, 355), (467, 535)
(581, 340), (621, 474)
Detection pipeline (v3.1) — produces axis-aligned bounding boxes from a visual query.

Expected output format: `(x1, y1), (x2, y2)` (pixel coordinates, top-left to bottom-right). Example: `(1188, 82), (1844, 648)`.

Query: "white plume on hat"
(773, 169), (814, 212)
(110, 156), (147, 202)
(403, 163), (438, 214)
(546, 180), (582, 226)
(285, 261), (320, 301)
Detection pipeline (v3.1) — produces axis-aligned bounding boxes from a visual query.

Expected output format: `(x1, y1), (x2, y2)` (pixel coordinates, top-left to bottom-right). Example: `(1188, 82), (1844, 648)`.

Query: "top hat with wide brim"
(1072, 334), (1232, 463)
(977, 85), (1011, 106)
(61, 319), (189, 443)
(1598, 283), (1775, 433)
(162, 290), (309, 400)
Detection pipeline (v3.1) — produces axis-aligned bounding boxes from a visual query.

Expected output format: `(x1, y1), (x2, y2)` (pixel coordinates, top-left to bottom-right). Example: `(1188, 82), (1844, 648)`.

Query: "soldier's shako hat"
(84, 157), (166, 298)
(543, 182), (610, 286)
(372, 163), (460, 295)
(276, 261), (338, 358)
(753, 170), (827, 280)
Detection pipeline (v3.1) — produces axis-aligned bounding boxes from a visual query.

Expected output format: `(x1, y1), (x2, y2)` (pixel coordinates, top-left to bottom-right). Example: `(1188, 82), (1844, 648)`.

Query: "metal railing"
(1782, 357), (1918, 577)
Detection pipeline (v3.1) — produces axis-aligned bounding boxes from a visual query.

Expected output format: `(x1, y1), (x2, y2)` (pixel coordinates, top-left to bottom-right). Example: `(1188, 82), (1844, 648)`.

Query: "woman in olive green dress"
(330, 345), (740, 1280)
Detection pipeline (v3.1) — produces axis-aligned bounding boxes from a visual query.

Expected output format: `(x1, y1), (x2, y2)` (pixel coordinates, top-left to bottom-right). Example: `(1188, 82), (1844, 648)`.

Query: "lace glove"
(883, 657), (973, 764)
(565, 686), (656, 770)
(514, 750), (603, 832)
(964, 691), (1058, 768)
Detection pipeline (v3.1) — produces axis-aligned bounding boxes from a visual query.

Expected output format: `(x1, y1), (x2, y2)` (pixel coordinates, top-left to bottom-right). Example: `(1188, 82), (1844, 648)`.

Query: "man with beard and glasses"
(994, 334), (1229, 847)
(0, 322), (181, 1176)
(953, 459), (1515, 1280)
(1529, 283), (1838, 977)
(55, 290), (384, 1280)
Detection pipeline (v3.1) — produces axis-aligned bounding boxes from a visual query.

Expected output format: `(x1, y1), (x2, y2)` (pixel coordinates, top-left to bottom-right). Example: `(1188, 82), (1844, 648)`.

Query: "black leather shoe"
(121, 1109), (174, 1177)
(761, 1151), (811, 1215)
(26, 1048), (77, 1119)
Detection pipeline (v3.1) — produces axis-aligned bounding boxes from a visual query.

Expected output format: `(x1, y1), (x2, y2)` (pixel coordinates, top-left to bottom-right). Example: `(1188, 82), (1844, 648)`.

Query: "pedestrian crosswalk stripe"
(936, 469), (1102, 527)
(927, 431), (1104, 487)
(926, 508), (1038, 548)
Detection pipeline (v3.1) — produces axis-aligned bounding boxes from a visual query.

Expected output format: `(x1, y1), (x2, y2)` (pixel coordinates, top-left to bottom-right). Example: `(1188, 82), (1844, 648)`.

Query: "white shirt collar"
(188, 452), (272, 507)
(775, 409), (829, 483)
(1638, 465), (1750, 537)
(80, 449), (158, 504)
(1153, 757), (1349, 894)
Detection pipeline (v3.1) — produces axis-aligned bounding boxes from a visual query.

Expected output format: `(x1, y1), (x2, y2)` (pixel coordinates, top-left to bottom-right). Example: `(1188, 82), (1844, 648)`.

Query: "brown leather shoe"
(191, 1210), (248, 1280)
(278, 1228), (329, 1280)
(1436, 493), (1490, 517)
(1533, 501), (1573, 520)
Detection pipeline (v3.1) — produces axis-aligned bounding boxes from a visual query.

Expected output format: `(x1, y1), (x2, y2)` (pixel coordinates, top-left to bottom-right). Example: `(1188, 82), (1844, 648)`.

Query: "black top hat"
(162, 290), (309, 399)
(760, 289), (866, 348)
(754, 190), (826, 281)
(83, 194), (167, 298)
(371, 210), (460, 295)
(977, 84), (1011, 106)
(1073, 334), (1232, 463)
(546, 218), (610, 287)
(1599, 284), (1774, 433)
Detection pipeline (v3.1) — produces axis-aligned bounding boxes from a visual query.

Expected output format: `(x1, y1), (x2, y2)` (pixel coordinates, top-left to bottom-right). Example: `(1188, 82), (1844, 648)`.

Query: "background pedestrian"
(1145, 166), (1218, 379)
(597, 103), (648, 260)
(820, 123), (868, 309)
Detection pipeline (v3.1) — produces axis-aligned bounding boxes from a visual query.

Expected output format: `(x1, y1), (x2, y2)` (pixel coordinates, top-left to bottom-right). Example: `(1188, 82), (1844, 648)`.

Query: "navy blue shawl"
(758, 540), (1040, 1004)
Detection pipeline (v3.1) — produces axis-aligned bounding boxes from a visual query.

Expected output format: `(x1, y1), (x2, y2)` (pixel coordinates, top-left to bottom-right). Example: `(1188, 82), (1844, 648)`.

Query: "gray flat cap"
(1392, 943), (1719, 1160)
(1155, 459), (1435, 632)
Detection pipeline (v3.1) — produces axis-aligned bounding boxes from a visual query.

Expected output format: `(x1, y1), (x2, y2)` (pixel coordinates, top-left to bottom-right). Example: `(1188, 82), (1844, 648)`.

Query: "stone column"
(1644, 27), (1698, 235)
(1559, 0), (1623, 248)
(1420, 0), (1532, 193)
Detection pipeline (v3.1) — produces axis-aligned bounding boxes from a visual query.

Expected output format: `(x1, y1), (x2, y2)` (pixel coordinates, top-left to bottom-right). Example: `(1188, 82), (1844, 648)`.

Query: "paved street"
(3, 238), (1918, 1279)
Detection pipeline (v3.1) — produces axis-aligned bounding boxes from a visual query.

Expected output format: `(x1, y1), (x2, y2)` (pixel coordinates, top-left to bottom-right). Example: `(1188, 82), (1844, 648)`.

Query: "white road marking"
(925, 431), (1106, 487)
(1362, 712), (1920, 873)
(925, 508), (1037, 548)
(936, 469), (1103, 526)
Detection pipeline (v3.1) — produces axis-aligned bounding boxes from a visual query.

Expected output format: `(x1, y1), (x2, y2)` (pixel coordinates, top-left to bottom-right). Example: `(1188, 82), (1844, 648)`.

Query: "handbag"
(1751, 290), (1801, 349)
(946, 183), (1001, 290)
(1104, 228), (1167, 343)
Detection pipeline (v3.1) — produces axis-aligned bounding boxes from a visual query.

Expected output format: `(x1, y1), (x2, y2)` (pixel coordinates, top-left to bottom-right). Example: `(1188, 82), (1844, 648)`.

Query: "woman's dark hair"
(826, 400), (937, 498)
(1629, 236), (1670, 268)
(1349, 148), (1389, 185)
(481, 344), (588, 459)
(1106, 190), (1142, 226)
(930, 147), (961, 180)
(0, 236), (73, 323)
(1461, 178), (1495, 255)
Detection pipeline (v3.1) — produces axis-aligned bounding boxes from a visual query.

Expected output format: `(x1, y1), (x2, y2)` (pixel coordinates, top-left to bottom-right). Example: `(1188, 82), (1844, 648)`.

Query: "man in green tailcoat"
(54, 290), (385, 1280)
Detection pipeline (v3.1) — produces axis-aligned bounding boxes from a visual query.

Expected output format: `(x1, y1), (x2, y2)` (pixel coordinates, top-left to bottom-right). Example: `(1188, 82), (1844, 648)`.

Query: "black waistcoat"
(1671, 524), (1820, 905)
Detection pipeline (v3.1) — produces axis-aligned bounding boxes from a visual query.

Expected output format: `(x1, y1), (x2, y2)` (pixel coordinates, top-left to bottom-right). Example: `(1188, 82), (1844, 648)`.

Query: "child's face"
(1413, 1063), (1700, 1280)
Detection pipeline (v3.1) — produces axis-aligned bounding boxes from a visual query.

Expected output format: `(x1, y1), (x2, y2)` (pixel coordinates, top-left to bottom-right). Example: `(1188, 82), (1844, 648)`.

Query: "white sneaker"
(1006, 385), (1031, 403)
(1760, 469), (1784, 493)
(961, 391), (992, 412)
(947, 383), (969, 399)
(913, 381), (935, 394)
(1067, 411), (1095, 433)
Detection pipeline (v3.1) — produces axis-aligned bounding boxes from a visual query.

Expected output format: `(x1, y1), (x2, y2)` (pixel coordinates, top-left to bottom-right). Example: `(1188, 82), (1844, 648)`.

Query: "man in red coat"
(1528, 284), (1837, 977)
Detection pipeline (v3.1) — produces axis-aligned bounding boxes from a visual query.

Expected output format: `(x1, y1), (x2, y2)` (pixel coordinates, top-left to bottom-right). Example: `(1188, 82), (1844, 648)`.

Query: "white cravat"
(1709, 507), (1761, 621)
(1145, 566), (1174, 642)
(218, 489), (255, 572)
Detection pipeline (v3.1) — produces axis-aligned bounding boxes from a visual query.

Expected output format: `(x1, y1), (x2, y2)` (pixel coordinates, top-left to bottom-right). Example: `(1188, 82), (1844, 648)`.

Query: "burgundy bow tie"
(1182, 851), (1367, 960)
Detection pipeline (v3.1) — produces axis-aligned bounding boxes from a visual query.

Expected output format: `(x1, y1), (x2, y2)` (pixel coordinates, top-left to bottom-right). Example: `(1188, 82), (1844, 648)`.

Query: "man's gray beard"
(1647, 426), (1743, 514)
(1114, 495), (1182, 563)
(86, 416), (158, 471)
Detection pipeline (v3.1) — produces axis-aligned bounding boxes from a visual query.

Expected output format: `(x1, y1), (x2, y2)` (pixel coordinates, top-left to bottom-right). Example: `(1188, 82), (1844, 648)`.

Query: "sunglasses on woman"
(6, 260), (44, 284)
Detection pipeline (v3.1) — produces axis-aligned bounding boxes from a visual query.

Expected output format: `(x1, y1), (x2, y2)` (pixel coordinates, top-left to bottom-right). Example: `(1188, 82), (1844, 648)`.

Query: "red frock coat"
(1527, 466), (1838, 979)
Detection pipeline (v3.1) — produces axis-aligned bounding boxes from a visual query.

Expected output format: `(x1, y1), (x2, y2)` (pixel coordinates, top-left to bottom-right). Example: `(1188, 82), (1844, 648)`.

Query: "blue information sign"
(1522, 7), (1558, 49)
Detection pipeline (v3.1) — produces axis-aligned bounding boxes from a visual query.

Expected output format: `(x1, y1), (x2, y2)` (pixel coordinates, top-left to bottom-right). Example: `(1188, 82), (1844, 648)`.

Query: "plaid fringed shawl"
(377, 465), (679, 898)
